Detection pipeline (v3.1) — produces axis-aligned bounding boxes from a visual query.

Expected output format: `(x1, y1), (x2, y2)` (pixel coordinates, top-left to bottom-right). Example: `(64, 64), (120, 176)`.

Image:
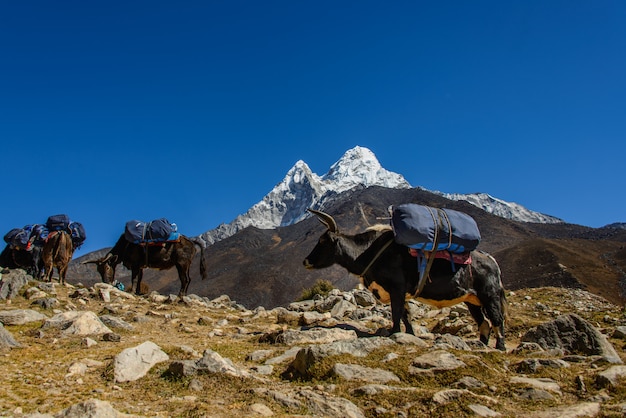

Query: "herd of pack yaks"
(1, 205), (509, 350)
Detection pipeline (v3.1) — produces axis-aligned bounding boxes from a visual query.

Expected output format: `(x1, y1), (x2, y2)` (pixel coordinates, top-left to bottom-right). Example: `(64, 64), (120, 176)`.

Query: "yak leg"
(401, 301), (414, 335)
(389, 291), (409, 335)
(59, 261), (68, 285)
(175, 263), (191, 297)
(466, 303), (491, 346)
(483, 298), (506, 351)
(132, 268), (144, 295)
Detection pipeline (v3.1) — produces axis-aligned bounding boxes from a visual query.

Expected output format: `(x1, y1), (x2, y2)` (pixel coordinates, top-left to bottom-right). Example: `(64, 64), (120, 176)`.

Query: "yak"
(85, 234), (208, 297)
(42, 231), (74, 284)
(303, 209), (508, 350)
(0, 245), (43, 278)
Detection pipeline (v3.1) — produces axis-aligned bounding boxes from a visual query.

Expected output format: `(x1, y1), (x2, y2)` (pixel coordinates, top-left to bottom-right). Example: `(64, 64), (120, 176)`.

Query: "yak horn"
(308, 209), (338, 233)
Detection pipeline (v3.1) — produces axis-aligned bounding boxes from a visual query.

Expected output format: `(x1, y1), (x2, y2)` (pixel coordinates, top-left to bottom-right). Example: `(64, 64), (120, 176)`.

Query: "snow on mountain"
(434, 192), (563, 224)
(198, 146), (410, 245)
(198, 146), (562, 246)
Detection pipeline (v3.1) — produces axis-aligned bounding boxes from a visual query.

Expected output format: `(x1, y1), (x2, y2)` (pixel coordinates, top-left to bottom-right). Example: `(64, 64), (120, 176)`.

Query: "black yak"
(303, 209), (508, 350)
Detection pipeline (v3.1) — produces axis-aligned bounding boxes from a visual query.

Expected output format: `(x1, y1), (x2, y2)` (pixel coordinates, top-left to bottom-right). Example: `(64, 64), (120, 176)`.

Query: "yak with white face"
(303, 209), (508, 350)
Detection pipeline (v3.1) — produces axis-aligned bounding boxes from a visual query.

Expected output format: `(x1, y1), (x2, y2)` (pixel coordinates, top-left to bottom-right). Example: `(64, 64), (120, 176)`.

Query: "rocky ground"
(1, 268), (626, 417)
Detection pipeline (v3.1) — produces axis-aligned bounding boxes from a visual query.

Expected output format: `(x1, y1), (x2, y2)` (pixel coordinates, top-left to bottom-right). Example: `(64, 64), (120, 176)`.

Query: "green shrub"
(298, 279), (334, 301)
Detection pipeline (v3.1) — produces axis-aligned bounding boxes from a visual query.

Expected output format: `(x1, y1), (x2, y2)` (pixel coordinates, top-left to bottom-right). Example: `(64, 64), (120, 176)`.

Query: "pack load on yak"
(44, 214), (86, 249)
(390, 203), (481, 291)
(46, 214), (71, 231)
(3, 224), (49, 250)
(390, 203), (481, 253)
(68, 222), (87, 249)
(124, 218), (180, 245)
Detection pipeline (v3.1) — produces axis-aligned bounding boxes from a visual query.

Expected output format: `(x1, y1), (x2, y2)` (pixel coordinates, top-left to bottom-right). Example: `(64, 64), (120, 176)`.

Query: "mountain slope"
(148, 186), (626, 308)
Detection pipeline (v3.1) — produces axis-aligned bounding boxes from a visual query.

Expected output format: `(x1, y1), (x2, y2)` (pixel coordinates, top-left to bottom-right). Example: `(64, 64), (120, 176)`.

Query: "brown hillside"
(69, 186), (626, 309)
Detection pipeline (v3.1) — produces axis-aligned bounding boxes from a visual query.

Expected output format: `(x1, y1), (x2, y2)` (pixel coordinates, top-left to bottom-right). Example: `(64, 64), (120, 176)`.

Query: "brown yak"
(41, 231), (74, 284)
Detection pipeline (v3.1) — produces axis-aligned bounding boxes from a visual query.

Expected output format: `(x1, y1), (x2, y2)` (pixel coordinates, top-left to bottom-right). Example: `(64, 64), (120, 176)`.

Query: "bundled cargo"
(46, 214), (71, 231)
(390, 203), (480, 254)
(124, 218), (179, 245)
(3, 227), (30, 248)
(3, 224), (48, 249)
(68, 222), (87, 249)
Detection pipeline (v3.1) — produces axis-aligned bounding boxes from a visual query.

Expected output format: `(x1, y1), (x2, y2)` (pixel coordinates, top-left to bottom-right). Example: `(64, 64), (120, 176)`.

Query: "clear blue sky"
(2, 1), (625, 257)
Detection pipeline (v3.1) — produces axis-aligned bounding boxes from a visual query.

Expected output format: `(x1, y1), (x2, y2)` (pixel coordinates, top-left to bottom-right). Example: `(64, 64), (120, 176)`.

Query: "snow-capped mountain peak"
(198, 147), (409, 245)
(198, 146), (562, 246)
(323, 146), (410, 192)
(435, 192), (563, 224)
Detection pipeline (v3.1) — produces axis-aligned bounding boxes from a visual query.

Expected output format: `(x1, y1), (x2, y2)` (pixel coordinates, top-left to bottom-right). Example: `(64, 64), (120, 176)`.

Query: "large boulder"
(0, 323), (21, 348)
(0, 309), (48, 325)
(0, 269), (30, 300)
(521, 313), (622, 364)
(114, 341), (169, 383)
(42, 311), (113, 336)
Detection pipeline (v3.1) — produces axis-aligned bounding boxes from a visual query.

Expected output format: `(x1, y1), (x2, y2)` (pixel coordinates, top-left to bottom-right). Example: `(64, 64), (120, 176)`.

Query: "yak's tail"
(192, 238), (209, 280)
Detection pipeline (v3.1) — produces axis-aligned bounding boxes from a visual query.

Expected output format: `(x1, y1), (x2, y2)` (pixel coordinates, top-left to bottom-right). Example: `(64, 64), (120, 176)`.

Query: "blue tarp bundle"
(390, 204), (480, 254)
(124, 218), (179, 245)
(46, 214), (70, 231)
(69, 222), (86, 249)
(3, 224), (49, 249)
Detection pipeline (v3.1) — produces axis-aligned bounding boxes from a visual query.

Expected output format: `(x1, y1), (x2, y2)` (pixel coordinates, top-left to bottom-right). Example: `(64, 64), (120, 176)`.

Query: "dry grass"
(0, 282), (625, 417)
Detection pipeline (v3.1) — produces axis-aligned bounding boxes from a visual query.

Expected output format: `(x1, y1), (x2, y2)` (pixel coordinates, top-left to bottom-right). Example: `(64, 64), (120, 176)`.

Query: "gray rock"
(516, 388), (555, 401)
(468, 404), (501, 417)
(254, 388), (303, 410)
(288, 300), (315, 312)
(31, 298), (60, 310)
(99, 315), (134, 331)
(43, 311), (113, 336)
(520, 313), (622, 364)
(353, 289), (377, 307)
(102, 332), (121, 342)
(409, 350), (466, 375)
(0, 323), (21, 348)
(113, 341), (169, 383)
(510, 376), (561, 395)
(299, 389), (365, 418)
(0, 269), (30, 300)
(432, 388), (498, 406)
(515, 358), (570, 373)
(168, 348), (250, 378)
(247, 349), (274, 362)
(332, 363), (400, 383)
(276, 327), (357, 345)
(289, 338), (395, 377)
(300, 311), (330, 325)
(433, 333), (472, 350)
(390, 332), (429, 347)
(330, 299), (357, 318)
(264, 346), (302, 365)
(452, 376), (486, 390)
(0, 309), (48, 325)
(595, 365), (626, 389)
(519, 402), (600, 418)
(612, 326), (626, 339)
(54, 398), (143, 417)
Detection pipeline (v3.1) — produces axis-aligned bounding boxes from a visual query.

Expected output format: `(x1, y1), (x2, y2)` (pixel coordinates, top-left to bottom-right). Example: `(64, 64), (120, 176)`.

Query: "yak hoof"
(496, 339), (506, 351)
